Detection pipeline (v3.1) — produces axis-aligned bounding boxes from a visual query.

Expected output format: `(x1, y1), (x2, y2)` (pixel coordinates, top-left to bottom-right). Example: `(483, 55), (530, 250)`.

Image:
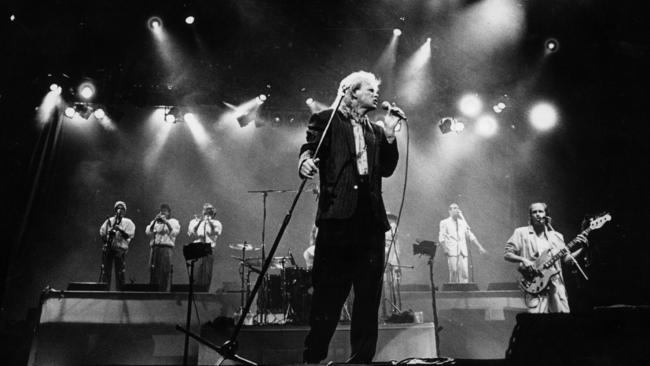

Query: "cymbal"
(228, 243), (260, 251)
(269, 256), (292, 269)
(244, 257), (263, 266)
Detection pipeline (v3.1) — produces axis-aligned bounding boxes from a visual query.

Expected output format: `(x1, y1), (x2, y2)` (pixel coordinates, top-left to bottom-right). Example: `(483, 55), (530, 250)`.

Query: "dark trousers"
(303, 189), (385, 363)
(194, 253), (214, 291)
(99, 246), (126, 290)
(150, 246), (173, 292)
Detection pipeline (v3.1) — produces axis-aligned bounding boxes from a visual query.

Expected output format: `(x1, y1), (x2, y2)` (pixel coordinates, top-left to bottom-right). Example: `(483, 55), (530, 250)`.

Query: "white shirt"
(188, 217), (222, 248)
(145, 218), (181, 247)
(99, 216), (136, 250)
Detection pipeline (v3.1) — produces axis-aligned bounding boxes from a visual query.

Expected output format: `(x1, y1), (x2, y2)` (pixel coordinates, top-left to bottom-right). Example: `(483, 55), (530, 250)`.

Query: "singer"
(438, 203), (486, 283)
(98, 200), (136, 290)
(504, 202), (587, 313)
(146, 203), (181, 291)
(298, 71), (402, 363)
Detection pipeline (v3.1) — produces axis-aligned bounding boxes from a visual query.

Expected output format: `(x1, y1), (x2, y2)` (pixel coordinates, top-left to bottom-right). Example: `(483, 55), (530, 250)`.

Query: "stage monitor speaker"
(121, 283), (159, 292)
(66, 282), (109, 291)
(486, 282), (519, 291)
(442, 282), (479, 291)
(506, 306), (650, 366)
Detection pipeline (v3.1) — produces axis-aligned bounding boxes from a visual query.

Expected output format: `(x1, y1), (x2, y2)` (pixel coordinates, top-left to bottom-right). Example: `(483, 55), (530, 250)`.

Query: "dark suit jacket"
(299, 108), (399, 230)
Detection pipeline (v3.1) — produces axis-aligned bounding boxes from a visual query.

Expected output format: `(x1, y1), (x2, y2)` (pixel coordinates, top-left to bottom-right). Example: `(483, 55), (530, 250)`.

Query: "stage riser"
(29, 292), (237, 365)
(30, 292), (436, 365)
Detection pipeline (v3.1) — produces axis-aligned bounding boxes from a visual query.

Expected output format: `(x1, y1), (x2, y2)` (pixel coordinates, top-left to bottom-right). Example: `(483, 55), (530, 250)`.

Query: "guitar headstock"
(589, 212), (612, 230)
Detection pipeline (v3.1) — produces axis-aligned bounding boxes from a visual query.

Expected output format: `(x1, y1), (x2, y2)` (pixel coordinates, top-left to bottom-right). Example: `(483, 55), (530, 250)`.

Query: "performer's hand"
(478, 246), (487, 255)
(300, 158), (319, 179)
(575, 234), (588, 246)
(382, 106), (405, 137)
(520, 258), (535, 268)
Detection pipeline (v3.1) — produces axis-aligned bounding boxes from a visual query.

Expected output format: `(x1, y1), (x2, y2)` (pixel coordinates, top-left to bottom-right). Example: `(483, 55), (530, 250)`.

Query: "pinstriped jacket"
(299, 108), (399, 231)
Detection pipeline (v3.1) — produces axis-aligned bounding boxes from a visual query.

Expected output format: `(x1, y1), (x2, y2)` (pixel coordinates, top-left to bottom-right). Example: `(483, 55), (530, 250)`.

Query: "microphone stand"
(176, 92), (345, 366)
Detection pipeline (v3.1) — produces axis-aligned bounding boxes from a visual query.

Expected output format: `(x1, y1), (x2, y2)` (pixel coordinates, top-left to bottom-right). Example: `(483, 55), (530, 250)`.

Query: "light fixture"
(64, 107), (76, 118)
(237, 113), (256, 128)
(545, 38), (559, 53)
(438, 117), (464, 134)
(164, 106), (181, 123)
(72, 104), (93, 120)
(93, 108), (106, 119)
(148, 17), (163, 30)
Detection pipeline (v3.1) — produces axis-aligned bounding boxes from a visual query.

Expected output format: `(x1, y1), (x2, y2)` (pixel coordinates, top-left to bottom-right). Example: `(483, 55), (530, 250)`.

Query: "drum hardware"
(228, 242), (261, 313)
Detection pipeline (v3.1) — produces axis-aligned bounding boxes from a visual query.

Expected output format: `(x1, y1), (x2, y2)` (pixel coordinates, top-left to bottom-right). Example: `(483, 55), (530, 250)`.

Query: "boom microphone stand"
(176, 92), (345, 366)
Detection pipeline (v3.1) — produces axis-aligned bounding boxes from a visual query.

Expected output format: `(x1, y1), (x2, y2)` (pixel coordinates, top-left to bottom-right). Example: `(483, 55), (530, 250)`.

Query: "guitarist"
(99, 201), (136, 290)
(504, 202), (587, 313)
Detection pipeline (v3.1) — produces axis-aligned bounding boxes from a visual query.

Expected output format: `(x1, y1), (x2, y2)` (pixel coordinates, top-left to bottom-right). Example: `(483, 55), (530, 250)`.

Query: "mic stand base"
(175, 325), (257, 366)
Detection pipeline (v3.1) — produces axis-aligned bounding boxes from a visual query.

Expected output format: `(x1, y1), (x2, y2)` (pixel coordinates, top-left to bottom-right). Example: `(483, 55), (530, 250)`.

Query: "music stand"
(412, 239), (442, 356)
(181, 241), (212, 366)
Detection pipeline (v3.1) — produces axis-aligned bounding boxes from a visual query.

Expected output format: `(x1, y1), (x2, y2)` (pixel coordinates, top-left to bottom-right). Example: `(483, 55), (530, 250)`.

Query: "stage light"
(451, 120), (465, 133)
(183, 112), (197, 124)
(64, 107), (76, 118)
(185, 16), (195, 25)
(237, 114), (256, 128)
(258, 94), (267, 103)
(164, 106), (181, 123)
(397, 37), (432, 106)
(493, 102), (506, 114)
(78, 82), (95, 101)
(305, 98), (314, 106)
(93, 108), (106, 119)
(148, 17), (163, 30)
(545, 38), (559, 53)
(49, 83), (61, 94)
(10, 15), (15, 22)
(438, 117), (464, 134)
(529, 102), (558, 131)
(458, 94), (482, 118)
(476, 115), (498, 137)
(393, 28), (402, 36)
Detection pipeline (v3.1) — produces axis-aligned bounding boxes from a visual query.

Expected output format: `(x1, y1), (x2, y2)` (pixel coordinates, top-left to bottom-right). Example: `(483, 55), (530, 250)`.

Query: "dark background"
(1, 0), (649, 356)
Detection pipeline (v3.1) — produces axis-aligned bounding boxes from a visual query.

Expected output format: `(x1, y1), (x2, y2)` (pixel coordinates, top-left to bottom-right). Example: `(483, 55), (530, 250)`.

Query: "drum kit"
(229, 242), (312, 325)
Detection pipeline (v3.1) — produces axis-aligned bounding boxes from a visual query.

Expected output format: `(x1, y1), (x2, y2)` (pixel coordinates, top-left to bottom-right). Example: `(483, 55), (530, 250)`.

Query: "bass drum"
(284, 267), (312, 324)
(265, 274), (284, 313)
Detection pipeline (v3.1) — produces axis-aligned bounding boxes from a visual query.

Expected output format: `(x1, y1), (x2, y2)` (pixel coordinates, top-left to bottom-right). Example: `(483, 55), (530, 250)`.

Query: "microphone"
(458, 211), (471, 230)
(381, 101), (407, 120)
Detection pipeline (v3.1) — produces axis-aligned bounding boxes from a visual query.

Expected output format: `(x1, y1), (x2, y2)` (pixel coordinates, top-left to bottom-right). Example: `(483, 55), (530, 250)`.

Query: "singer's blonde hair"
(338, 71), (381, 96)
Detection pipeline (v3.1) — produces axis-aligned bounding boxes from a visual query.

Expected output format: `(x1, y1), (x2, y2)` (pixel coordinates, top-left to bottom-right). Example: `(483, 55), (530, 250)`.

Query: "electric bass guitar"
(518, 213), (611, 294)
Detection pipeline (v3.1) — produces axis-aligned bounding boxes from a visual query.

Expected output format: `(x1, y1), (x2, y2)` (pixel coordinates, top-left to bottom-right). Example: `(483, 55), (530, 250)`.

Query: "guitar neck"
(565, 227), (592, 251)
(544, 228), (590, 268)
